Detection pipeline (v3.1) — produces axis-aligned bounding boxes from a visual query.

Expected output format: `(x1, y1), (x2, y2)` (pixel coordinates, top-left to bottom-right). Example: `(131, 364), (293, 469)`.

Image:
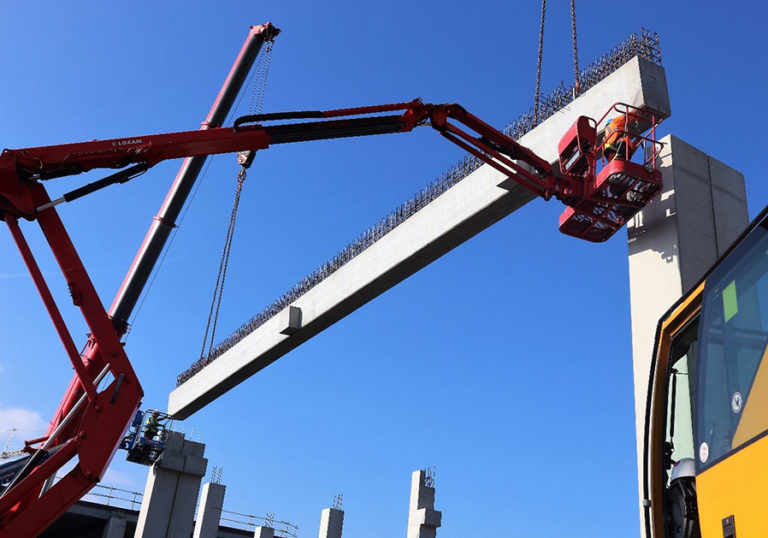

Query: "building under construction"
(0, 4), (761, 537)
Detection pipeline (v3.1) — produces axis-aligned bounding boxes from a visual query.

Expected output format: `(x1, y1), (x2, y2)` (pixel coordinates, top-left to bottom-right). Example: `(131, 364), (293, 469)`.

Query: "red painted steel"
(0, 23), (281, 537)
(557, 103), (664, 242)
(0, 96), (662, 535)
(559, 160), (662, 241)
(6, 216), (96, 402)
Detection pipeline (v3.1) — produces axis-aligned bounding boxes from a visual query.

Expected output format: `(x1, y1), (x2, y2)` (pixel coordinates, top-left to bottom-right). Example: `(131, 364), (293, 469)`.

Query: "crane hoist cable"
(198, 167), (247, 361)
(199, 41), (274, 361)
(534, 0), (546, 123)
(534, 0), (580, 122)
(571, 0), (580, 95)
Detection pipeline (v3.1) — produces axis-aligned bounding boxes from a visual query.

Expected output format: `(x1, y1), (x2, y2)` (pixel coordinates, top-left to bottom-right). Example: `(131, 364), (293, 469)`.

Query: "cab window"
(695, 221), (768, 471)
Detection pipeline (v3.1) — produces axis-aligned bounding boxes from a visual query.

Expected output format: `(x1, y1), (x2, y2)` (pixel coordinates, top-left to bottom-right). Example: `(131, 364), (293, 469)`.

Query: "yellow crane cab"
(644, 204), (768, 538)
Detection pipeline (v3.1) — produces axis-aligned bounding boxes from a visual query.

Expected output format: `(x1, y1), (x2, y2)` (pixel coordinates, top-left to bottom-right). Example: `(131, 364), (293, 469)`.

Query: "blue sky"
(1, 1), (767, 537)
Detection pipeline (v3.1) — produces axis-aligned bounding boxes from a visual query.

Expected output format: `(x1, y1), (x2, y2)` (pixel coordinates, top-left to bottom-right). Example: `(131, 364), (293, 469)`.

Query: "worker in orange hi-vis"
(602, 112), (644, 161)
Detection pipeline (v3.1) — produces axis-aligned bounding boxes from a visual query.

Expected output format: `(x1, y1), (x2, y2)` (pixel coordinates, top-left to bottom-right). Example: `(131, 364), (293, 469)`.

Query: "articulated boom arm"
(0, 99), (559, 219)
(0, 96), (661, 536)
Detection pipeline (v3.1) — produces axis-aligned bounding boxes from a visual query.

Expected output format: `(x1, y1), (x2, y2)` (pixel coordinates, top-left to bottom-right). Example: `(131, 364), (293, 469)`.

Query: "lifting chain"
(534, 0), (546, 123)
(249, 40), (274, 117)
(534, 0), (580, 121)
(199, 168), (247, 359)
(199, 42), (274, 360)
(571, 0), (580, 95)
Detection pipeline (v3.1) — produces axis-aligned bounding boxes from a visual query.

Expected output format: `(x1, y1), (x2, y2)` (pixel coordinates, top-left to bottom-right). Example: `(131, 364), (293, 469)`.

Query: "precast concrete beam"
(627, 135), (747, 537)
(169, 56), (670, 419)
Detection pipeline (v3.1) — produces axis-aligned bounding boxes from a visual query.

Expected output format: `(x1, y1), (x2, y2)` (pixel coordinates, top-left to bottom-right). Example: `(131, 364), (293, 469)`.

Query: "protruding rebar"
(176, 29), (663, 385)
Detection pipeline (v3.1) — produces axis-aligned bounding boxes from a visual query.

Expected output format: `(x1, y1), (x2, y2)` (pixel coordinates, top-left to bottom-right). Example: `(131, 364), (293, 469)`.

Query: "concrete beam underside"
(169, 56), (671, 419)
(627, 135), (747, 537)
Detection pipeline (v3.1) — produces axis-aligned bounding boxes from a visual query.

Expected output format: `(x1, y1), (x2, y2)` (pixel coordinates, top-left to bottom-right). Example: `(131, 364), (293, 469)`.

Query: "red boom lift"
(0, 25), (662, 536)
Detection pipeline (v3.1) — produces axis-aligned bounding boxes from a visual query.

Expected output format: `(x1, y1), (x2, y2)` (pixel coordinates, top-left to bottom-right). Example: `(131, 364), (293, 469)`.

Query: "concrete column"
(406, 470), (441, 538)
(318, 507), (344, 538)
(134, 431), (208, 538)
(192, 482), (226, 538)
(627, 134), (748, 536)
(254, 526), (274, 538)
(103, 515), (127, 538)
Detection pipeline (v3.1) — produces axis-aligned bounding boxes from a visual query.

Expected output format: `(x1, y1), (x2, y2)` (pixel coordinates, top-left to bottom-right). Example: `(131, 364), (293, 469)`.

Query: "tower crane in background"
(0, 431), (26, 461)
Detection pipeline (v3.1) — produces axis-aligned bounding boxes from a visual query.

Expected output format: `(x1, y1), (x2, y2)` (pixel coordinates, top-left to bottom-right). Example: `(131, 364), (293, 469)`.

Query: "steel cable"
(535, 0), (546, 123)
(571, 0), (580, 95)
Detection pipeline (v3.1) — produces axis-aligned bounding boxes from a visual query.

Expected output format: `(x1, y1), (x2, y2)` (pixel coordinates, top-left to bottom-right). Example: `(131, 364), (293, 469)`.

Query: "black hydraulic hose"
(63, 164), (148, 204)
(233, 110), (325, 130)
(265, 115), (407, 145)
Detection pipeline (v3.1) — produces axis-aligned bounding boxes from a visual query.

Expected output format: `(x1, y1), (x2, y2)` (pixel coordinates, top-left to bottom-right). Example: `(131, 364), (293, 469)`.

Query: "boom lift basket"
(120, 410), (172, 466)
(558, 115), (597, 176)
(557, 103), (663, 242)
(559, 159), (662, 242)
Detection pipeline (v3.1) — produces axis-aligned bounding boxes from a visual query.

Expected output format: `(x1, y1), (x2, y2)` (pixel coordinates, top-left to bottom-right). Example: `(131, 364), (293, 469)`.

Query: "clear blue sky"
(1, 1), (767, 537)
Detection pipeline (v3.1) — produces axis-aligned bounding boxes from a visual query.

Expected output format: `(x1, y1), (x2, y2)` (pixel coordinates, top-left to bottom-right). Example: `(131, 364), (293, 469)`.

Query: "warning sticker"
(732, 392), (743, 414)
(699, 442), (709, 464)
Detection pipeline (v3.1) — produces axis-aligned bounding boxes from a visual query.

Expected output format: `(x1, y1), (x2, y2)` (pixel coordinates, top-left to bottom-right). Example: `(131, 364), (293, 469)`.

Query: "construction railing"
(81, 483), (143, 512)
(219, 509), (299, 538)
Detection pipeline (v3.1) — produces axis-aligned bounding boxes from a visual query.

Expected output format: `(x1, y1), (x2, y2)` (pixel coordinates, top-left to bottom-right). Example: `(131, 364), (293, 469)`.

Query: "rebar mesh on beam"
(176, 29), (662, 386)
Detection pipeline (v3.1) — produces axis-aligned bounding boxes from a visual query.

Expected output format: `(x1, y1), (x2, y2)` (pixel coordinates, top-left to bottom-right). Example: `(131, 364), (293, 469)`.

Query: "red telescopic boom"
(0, 93), (662, 536)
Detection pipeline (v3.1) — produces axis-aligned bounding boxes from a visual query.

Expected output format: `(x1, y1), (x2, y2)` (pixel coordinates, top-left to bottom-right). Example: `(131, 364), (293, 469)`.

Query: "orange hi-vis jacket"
(604, 113), (643, 155)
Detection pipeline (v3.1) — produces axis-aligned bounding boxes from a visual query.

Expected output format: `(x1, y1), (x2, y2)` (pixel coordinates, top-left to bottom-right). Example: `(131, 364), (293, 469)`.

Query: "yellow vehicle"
(644, 205), (768, 538)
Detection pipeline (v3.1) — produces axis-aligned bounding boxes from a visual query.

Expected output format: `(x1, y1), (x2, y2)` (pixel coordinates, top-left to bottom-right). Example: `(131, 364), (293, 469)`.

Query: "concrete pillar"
(318, 507), (344, 538)
(103, 515), (127, 538)
(406, 470), (441, 538)
(627, 134), (748, 536)
(192, 482), (226, 538)
(134, 431), (208, 538)
(254, 526), (274, 538)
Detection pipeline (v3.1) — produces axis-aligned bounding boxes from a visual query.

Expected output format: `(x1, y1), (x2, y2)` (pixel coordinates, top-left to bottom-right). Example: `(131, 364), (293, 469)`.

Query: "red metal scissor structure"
(0, 23), (662, 535)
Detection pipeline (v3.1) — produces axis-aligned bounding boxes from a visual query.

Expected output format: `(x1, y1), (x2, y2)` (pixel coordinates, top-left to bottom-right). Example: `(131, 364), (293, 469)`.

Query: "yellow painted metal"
(696, 435), (768, 537)
(647, 281), (704, 538)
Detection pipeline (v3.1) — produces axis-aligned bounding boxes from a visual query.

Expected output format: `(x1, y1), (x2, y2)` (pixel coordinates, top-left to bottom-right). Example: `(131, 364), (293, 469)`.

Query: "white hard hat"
(670, 458), (696, 482)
